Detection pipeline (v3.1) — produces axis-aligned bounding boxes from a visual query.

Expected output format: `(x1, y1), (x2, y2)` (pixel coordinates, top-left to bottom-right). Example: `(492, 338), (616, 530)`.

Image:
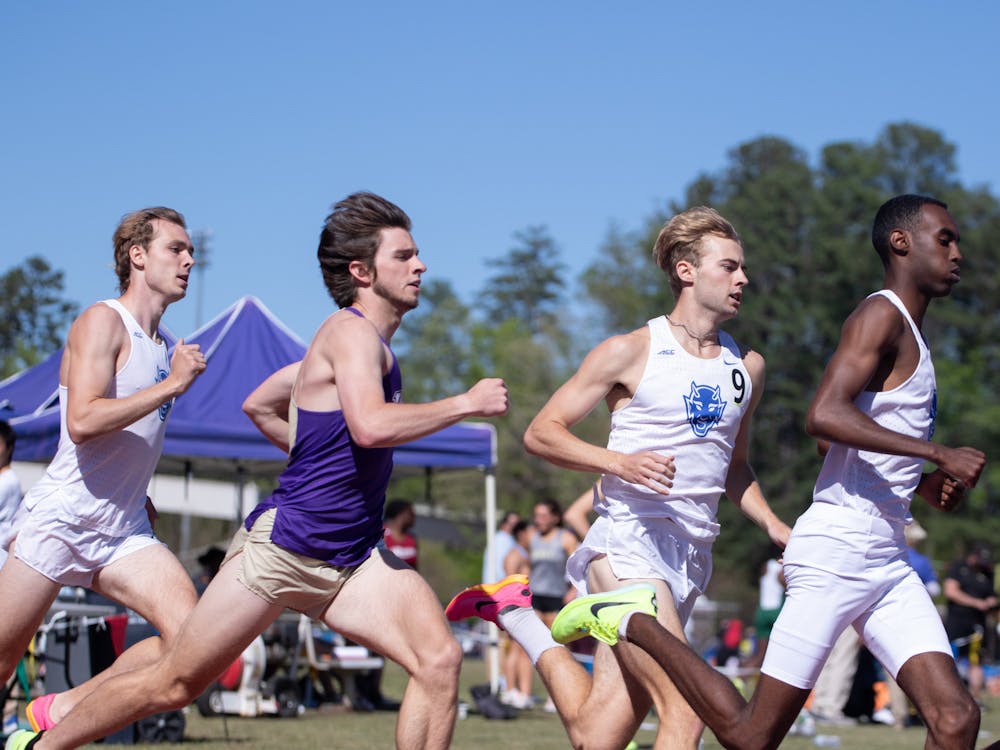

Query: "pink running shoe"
(445, 574), (532, 629)
(26, 693), (57, 732)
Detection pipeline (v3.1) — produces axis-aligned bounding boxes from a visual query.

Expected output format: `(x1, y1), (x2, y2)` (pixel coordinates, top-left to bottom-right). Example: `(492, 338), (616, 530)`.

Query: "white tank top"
(23, 300), (172, 535)
(811, 290), (936, 524)
(599, 316), (753, 542)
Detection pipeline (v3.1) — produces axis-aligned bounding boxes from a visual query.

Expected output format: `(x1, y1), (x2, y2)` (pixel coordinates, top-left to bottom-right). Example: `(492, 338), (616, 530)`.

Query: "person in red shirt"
(383, 500), (418, 570)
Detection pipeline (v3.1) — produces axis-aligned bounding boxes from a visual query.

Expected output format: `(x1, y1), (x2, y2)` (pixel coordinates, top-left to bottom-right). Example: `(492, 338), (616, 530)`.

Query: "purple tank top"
(245, 310), (403, 567)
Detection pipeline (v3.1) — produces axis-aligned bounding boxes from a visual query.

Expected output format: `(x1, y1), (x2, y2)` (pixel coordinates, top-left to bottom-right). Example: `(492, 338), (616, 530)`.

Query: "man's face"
(533, 504), (558, 533)
(401, 507), (415, 533)
(371, 227), (426, 311)
(137, 219), (194, 302)
(688, 235), (748, 321)
(908, 204), (962, 298)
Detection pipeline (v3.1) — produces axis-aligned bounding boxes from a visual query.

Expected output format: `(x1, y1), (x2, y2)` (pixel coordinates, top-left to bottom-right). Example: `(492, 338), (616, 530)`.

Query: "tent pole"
(179, 461), (192, 557)
(236, 464), (245, 523)
(484, 466), (500, 694)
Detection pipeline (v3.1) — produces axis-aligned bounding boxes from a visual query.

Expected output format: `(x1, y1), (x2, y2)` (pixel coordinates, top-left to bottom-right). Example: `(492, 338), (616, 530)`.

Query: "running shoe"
(5, 730), (42, 750)
(445, 574), (531, 628)
(26, 694), (56, 732)
(551, 583), (657, 646)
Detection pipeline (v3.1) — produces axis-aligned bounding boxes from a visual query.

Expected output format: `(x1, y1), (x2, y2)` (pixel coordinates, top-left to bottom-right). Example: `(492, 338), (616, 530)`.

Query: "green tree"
(0, 256), (78, 377)
(478, 226), (566, 336)
(580, 221), (669, 334)
(472, 228), (598, 514)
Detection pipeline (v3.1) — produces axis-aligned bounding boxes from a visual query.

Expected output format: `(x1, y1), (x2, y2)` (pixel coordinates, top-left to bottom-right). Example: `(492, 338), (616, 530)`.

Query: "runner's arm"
(330, 315), (508, 447)
(65, 304), (205, 443)
(807, 297), (984, 487)
(243, 361), (301, 453)
(725, 351), (790, 548)
(525, 331), (675, 494)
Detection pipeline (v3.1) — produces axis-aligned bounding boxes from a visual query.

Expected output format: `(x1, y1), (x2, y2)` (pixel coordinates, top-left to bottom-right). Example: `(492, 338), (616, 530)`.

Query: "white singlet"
(812, 289), (935, 524)
(599, 316), (751, 540)
(762, 290), (951, 688)
(22, 299), (172, 536)
(567, 316), (752, 621)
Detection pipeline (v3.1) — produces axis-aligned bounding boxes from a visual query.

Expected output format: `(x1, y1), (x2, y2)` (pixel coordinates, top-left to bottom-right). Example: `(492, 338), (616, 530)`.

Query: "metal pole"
(485, 467), (500, 693)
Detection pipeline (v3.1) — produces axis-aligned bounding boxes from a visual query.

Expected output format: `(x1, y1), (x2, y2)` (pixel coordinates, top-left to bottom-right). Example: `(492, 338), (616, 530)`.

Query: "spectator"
(884, 520), (940, 728)
(0, 421), (22, 568)
(905, 521), (940, 597)
(745, 549), (784, 669)
(944, 542), (997, 704)
(500, 520), (535, 709)
(193, 546), (227, 595)
(383, 500), (418, 570)
(483, 511), (520, 584)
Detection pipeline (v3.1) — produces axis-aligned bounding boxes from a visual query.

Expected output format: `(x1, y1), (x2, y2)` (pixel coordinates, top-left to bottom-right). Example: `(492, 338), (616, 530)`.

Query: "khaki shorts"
(223, 508), (380, 619)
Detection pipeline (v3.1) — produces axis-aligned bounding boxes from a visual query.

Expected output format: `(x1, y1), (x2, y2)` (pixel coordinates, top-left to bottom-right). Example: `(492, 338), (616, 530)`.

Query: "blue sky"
(3, 2), (997, 343)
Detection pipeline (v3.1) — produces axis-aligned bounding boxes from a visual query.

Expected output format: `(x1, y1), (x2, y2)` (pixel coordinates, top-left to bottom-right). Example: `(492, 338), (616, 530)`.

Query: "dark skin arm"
(806, 295), (985, 505)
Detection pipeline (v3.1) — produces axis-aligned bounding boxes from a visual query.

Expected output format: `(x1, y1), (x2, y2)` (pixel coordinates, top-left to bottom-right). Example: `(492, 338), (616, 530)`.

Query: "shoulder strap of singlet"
(868, 290), (927, 352)
(101, 299), (138, 334)
(345, 306), (397, 368)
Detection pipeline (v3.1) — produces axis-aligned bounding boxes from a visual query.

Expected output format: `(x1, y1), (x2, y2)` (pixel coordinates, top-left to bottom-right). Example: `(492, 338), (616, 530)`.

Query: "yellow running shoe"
(551, 584), (656, 646)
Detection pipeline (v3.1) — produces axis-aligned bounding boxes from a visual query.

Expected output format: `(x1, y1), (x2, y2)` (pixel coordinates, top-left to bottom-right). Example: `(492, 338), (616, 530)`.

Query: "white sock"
(497, 607), (560, 665)
(617, 610), (639, 643)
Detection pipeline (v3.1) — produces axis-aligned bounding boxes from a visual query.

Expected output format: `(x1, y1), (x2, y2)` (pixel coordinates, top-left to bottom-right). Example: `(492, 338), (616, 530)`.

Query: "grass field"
(115, 656), (1000, 749)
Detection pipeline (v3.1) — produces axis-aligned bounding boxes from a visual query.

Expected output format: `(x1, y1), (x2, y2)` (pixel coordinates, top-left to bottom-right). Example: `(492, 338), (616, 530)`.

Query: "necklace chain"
(665, 314), (718, 347)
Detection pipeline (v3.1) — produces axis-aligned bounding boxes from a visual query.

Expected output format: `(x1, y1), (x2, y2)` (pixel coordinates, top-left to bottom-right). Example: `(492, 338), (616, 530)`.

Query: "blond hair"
(652, 207), (740, 297)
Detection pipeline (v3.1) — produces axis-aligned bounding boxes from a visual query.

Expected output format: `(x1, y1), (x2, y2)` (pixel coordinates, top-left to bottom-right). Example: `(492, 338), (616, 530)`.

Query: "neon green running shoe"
(5, 730), (43, 750)
(551, 583), (656, 646)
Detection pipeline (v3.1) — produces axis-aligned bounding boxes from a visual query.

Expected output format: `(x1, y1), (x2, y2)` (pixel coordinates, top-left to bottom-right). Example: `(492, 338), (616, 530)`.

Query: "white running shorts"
(762, 503), (951, 689)
(13, 502), (161, 588)
(566, 513), (712, 626)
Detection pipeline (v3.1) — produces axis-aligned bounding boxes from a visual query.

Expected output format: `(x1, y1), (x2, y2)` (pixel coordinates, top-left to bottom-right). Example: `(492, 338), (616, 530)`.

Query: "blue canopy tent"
(8, 295), (497, 510)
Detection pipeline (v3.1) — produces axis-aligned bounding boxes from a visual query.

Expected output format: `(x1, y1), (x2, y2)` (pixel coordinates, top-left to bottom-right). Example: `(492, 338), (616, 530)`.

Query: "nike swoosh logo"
(590, 601), (629, 617)
(723, 359), (739, 366)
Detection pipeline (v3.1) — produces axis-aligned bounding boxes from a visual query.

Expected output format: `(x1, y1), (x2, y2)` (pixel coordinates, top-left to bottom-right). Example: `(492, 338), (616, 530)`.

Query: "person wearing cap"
(944, 542), (997, 704)
(904, 521), (940, 598)
(883, 520), (943, 728)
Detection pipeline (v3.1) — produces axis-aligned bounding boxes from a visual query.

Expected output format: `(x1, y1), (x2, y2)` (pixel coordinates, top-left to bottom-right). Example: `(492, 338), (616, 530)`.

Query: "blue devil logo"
(156, 366), (172, 421)
(683, 381), (726, 437)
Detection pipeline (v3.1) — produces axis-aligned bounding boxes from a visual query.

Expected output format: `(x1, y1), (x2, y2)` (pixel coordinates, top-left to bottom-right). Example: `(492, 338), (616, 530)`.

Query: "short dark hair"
(534, 498), (563, 521)
(500, 510), (520, 526)
(871, 194), (948, 266)
(384, 499), (414, 521)
(511, 519), (530, 537)
(113, 207), (187, 292)
(317, 192), (412, 308)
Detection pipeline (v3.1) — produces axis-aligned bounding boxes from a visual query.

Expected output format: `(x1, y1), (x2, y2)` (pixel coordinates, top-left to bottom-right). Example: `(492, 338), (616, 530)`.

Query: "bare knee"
(413, 635), (462, 686)
(153, 666), (217, 712)
(158, 678), (203, 711)
(923, 694), (980, 746)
